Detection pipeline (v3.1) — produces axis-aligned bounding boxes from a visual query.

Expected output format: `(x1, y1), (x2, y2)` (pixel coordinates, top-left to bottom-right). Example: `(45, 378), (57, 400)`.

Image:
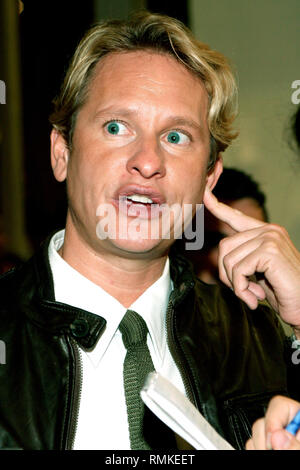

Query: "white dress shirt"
(48, 230), (186, 450)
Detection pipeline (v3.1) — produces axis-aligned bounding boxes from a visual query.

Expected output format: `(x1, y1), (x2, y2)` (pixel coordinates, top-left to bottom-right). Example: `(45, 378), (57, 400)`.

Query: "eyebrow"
(93, 108), (136, 121)
(167, 116), (204, 133)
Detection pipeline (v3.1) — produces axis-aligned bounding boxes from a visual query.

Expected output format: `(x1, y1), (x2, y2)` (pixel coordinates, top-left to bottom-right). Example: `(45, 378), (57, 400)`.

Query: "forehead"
(84, 50), (209, 119)
(93, 49), (203, 81)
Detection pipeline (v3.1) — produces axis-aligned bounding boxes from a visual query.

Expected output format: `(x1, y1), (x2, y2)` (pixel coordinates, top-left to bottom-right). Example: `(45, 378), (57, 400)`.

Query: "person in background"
(246, 104), (300, 452)
(182, 168), (268, 284)
(291, 104), (300, 154)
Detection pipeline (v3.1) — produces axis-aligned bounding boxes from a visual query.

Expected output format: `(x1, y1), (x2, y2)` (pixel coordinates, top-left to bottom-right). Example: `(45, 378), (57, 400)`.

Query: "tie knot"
(119, 310), (148, 349)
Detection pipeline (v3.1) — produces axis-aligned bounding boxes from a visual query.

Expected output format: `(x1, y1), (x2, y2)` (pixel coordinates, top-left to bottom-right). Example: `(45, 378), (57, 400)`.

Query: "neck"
(59, 221), (168, 308)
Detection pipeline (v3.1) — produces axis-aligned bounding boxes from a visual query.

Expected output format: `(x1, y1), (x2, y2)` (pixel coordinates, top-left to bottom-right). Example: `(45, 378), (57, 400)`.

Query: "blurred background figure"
(178, 167), (294, 336)
(291, 104), (300, 154)
(184, 167), (268, 284)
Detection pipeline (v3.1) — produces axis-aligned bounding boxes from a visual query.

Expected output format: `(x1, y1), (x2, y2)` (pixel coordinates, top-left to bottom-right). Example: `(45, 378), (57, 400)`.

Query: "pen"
(285, 410), (300, 436)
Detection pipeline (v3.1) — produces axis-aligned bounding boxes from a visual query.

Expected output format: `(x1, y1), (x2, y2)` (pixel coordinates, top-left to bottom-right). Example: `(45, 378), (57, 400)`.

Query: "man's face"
(51, 51), (221, 258)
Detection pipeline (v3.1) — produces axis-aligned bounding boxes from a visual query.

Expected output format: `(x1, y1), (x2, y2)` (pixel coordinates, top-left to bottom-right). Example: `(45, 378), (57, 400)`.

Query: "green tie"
(119, 309), (155, 450)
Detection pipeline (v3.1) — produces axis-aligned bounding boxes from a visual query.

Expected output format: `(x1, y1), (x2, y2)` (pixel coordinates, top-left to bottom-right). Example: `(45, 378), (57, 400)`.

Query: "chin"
(107, 236), (171, 258)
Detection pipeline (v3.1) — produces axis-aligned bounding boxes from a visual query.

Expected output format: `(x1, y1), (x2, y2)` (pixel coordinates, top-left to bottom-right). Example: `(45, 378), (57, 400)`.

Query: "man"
(0, 11), (300, 450)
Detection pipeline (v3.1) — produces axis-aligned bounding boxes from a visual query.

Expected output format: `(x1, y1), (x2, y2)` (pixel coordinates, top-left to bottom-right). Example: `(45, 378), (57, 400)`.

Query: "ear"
(205, 153), (223, 192)
(50, 129), (69, 182)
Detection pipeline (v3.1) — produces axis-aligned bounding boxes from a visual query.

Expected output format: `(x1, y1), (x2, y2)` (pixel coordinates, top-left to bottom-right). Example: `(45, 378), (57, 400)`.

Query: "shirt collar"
(130, 258), (171, 363)
(48, 230), (172, 364)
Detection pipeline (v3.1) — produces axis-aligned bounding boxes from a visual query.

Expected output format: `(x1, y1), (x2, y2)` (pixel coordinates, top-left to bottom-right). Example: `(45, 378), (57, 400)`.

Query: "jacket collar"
(14, 234), (106, 349)
(14, 234), (196, 348)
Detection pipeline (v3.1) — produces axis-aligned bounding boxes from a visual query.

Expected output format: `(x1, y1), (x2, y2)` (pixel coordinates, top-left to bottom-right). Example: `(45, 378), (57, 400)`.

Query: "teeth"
(126, 194), (154, 204)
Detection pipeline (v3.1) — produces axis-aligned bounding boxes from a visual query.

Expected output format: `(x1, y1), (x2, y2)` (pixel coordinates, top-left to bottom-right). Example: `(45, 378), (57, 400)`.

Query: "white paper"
(141, 372), (235, 450)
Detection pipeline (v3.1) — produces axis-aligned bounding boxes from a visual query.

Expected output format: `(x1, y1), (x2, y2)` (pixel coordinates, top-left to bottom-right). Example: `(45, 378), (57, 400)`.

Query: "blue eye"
(106, 121), (128, 136)
(167, 131), (189, 145)
(107, 121), (120, 134)
(167, 132), (180, 144)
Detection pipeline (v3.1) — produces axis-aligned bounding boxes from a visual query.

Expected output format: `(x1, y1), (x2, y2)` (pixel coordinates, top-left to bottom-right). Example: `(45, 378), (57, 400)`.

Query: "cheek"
(66, 154), (97, 209)
(185, 168), (207, 203)
(170, 157), (207, 194)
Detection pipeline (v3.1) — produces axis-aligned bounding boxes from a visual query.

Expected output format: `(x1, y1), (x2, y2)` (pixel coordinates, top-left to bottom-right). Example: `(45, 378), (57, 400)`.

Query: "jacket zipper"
(63, 285), (195, 447)
(64, 337), (83, 450)
(165, 298), (197, 408)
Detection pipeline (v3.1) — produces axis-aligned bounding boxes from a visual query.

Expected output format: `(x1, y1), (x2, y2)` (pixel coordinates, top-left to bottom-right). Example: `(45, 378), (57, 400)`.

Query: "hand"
(203, 188), (300, 336)
(246, 395), (300, 450)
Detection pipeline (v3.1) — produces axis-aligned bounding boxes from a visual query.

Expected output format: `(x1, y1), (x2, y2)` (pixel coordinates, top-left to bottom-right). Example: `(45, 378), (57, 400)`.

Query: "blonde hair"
(50, 11), (238, 165)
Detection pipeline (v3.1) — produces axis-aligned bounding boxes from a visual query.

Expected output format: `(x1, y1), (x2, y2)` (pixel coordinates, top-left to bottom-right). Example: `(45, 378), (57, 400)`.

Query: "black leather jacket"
(0, 237), (293, 450)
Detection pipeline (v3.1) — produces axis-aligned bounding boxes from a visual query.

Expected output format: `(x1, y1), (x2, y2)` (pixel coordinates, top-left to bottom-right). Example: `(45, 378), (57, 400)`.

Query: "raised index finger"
(203, 187), (266, 233)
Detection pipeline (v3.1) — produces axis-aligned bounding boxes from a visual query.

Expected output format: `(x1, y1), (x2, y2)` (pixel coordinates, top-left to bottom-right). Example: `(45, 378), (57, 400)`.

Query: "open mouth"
(119, 194), (160, 218)
(114, 186), (165, 219)
(125, 194), (154, 205)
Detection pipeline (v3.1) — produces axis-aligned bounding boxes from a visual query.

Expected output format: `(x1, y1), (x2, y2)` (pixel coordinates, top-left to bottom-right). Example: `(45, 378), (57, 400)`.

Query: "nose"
(126, 137), (166, 179)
